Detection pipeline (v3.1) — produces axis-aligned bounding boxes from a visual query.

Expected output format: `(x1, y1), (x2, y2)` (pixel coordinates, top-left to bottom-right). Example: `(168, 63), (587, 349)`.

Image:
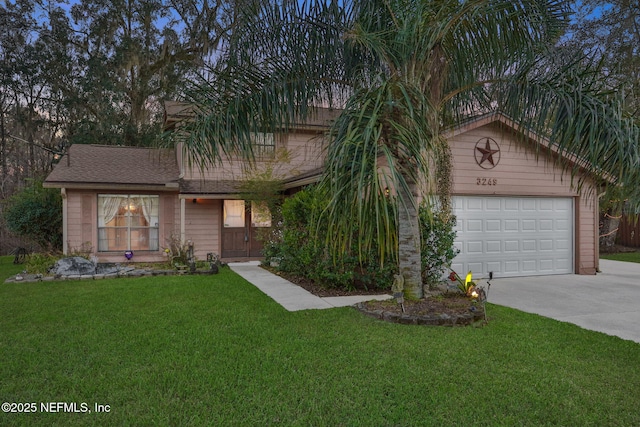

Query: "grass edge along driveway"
(1, 256), (639, 426)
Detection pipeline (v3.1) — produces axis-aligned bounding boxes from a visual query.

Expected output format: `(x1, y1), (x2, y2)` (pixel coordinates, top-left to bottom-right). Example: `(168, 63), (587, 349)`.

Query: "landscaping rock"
(51, 257), (96, 276)
(95, 263), (120, 275)
(356, 296), (485, 327)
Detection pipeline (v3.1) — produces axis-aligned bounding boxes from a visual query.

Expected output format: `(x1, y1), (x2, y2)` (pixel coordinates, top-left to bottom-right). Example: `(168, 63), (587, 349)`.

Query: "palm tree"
(178, 0), (640, 299)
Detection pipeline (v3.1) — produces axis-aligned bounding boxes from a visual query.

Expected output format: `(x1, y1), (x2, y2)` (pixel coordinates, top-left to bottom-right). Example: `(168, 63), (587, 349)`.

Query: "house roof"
(44, 144), (180, 190)
(179, 179), (242, 195)
(282, 167), (324, 189)
(164, 101), (340, 132)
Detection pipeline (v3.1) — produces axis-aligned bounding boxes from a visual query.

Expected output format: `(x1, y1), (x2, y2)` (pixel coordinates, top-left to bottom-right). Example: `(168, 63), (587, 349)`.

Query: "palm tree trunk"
(599, 209), (621, 250)
(398, 178), (422, 299)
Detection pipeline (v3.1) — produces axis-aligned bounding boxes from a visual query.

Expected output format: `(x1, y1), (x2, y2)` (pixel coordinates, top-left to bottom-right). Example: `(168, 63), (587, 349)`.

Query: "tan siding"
(284, 132), (325, 174)
(450, 124), (579, 197)
(65, 192), (84, 252)
(577, 192), (598, 274)
(161, 195), (177, 243)
(81, 194), (93, 248)
(183, 199), (221, 259)
(181, 131), (325, 182)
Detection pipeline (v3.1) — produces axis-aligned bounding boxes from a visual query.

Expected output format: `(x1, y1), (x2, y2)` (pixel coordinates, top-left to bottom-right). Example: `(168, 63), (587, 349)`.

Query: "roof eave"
(43, 181), (180, 192)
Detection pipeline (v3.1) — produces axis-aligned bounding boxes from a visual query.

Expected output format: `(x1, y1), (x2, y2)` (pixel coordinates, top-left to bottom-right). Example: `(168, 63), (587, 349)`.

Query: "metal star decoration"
(474, 138), (500, 169)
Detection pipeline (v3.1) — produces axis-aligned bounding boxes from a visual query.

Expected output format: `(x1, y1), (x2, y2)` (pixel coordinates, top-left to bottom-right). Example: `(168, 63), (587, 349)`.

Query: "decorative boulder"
(50, 257), (97, 276)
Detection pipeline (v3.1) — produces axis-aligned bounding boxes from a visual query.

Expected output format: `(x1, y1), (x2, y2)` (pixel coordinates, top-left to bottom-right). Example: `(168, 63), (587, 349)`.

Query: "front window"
(223, 200), (245, 228)
(252, 133), (275, 157)
(98, 195), (159, 251)
(251, 201), (272, 227)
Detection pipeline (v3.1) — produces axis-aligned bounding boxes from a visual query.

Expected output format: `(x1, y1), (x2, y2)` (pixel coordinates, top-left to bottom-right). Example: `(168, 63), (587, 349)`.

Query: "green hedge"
(263, 186), (458, 292)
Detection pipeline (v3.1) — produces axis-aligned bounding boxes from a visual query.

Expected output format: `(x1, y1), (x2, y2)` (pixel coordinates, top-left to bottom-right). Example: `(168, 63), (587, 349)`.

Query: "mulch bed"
(361, 293), (483, 316)
(260, 265), (388, 297)
(261, 265), (485, 325)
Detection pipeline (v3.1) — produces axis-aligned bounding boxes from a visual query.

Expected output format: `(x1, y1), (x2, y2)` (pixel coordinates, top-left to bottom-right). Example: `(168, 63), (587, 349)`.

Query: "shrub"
(268, 188), (458, 292)
(420, 205), (459, 289)
(2, 180), (62, 251)
(24, 253), (61, 275)
(163, 232), (195, 268)
(273, 186), (395, 291)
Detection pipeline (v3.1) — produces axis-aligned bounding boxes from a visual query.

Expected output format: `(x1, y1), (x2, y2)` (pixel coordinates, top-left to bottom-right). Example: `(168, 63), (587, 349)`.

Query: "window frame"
(252, 132), (276, 158)
(97, 194), (160, 252)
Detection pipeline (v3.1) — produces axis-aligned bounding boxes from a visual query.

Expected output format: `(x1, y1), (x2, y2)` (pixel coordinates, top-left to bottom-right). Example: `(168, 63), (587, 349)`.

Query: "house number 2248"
(477, 178), (497, 186)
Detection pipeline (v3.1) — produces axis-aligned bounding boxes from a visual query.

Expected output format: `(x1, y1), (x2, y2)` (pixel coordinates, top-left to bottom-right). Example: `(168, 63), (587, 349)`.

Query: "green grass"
(1, 256), (639, 426)
(600, 251), (640, 263)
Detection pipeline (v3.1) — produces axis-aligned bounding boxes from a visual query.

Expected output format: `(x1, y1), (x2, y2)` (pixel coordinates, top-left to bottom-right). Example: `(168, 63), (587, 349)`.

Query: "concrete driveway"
(488, 259), (640, 344)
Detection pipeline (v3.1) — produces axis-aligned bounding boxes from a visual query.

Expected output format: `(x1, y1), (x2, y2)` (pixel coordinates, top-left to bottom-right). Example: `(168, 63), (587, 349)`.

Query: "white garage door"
(451, 196), (573, 279)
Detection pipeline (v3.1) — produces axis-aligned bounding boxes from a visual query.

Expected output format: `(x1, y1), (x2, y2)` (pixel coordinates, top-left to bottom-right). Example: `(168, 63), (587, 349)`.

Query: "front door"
(221, 200), (271, 258)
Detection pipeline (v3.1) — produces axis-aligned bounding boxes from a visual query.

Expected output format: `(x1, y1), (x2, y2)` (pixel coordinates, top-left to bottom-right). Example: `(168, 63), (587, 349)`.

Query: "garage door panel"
(467, 262), (484, 272)
(504, 260), (519, 274)
(467, 219), (483, 232)
(554, 198), (572, 210)
(556, 219), (570, 231)
(539, 219), (553, 231)
(486, 240), (501, 253)
(540, 199), (554, 210)
(452, 196), (573, 278)
(504, 240), (519, 252)
(539, 239), (553, 251)
(521, 219), (536, 231)
(486, 261), (501, 272)
(504, 199), (519, 210)
(522, 260), (537, 272)
(467, 241), (483, 253)
(467, 198), (483, 210)
(486, 198), (501, 210)
(522, 199), (537, 210)
(485, 219), (501, 231)
(540, 259), (554, 271)
(504, 219), (519, 231)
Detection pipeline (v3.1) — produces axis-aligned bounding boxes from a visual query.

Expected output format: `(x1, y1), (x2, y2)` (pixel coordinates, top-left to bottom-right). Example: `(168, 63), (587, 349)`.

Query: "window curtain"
(137, 196), (158, 227)
(99, 196), (123, 227)
(134, 195), (159, 250)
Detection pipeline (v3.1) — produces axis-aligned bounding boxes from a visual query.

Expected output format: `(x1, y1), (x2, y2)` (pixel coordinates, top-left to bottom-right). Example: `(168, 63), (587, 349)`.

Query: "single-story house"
(44, 110), (600, 277)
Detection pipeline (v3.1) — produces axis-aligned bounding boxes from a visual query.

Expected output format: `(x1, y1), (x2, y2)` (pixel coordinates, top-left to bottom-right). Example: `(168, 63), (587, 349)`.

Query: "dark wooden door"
(221, 227), (248, 258)
(249, 226), (264, 257)
(221, 200), (269, 258)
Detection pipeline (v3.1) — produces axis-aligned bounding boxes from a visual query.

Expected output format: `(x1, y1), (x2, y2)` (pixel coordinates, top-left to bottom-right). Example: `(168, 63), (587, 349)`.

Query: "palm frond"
(320, 78), (439, 264)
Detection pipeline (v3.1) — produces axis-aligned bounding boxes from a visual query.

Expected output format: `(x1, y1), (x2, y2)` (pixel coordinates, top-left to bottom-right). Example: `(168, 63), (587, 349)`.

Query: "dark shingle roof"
(44, 144), (180, 188)
(179, 180), (243, 194)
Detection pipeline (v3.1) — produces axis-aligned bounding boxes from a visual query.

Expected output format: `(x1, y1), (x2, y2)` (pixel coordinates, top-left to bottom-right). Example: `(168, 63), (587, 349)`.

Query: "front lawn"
(1, 255), (639, 426)
(600, 250), (640, 263)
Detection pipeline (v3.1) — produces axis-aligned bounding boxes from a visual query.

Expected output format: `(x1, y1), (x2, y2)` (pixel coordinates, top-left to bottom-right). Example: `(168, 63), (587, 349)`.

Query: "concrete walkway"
(488, 259), (640, 344)
(228, 261), (392, 311)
